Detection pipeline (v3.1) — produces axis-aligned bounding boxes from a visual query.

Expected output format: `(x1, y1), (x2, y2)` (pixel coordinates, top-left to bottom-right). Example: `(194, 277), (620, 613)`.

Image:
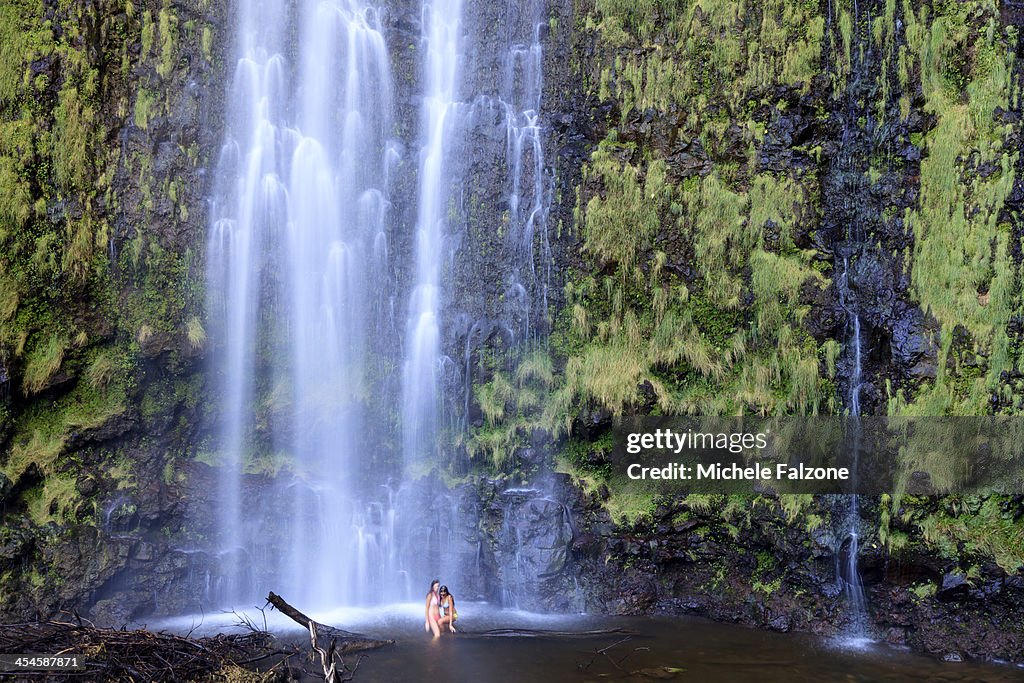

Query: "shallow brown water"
(155, 604), (1023, 682)
(349, 612), (1021, 682)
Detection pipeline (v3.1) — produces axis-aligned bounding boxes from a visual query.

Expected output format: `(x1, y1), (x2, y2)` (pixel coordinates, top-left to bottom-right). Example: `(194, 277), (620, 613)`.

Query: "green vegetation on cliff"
(0, 0), (222, 615)
(458, 0), (1024, 583)
(894, 1), (1022, 414)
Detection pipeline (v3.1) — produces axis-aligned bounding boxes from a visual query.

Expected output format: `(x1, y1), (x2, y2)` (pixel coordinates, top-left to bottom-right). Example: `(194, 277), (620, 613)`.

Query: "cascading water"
(826, 0), (879, 641)
(207, 0), (396, 607)
(207, 0), (556, 610)
(838, 258), (868, 637)
(282, 0), (395, 608)
(206, 0), (287, 603)
(498, 1), (553, 343)
(402, 0), (464, 465)
(490, 6), (558, 601)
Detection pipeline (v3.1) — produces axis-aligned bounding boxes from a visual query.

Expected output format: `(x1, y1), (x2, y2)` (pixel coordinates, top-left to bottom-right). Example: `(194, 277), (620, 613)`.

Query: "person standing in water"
(438, 585), (457, 633)
(424, 579), (441, 638)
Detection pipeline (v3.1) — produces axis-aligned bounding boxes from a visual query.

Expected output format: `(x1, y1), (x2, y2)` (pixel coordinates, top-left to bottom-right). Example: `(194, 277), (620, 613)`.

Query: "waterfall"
(207, 0), (395, 607)
(205, 0), (555, 610)
(402, 0), (463, 465)
(281, 0), (394, 608)
(827, 0), (879, 642)
(838, 259), (868, 639)
(500, 3), (553, 344)
(206, 0), (288, 603)
(400, 0), (463, 468)
(492, 1), (557, 603)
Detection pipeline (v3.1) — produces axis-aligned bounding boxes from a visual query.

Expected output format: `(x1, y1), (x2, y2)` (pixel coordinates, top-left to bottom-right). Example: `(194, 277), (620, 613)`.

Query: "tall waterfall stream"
(205, 0), (555, 610)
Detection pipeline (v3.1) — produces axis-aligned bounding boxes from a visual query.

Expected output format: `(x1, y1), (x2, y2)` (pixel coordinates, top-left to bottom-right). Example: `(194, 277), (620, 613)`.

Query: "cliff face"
(0, 0), (226, 621)
(522, 0), (1024, 661)
(0, 0), (1022, 663)
(552, 0), (1024, 434)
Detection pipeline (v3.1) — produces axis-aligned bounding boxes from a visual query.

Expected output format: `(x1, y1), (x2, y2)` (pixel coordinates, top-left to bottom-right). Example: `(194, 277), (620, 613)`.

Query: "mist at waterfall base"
(202, 0), (557, 615)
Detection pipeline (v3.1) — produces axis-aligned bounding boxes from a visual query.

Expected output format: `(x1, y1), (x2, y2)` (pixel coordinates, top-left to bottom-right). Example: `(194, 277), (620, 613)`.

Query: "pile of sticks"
(0, 616), (284, 681)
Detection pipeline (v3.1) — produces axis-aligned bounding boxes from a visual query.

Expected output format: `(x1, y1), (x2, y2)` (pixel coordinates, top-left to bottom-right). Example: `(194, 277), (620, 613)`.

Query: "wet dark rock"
(768, 615), (792, 632)
(75, 475), (97, 497)
(0, 526), (34, 568)
(904, 471), (936, 495)
(885, 626), (908, 645)
(575, 408), (613, 439)
(938, 572), (969, 600)
(0, 472), (11, 504)
(889, 309), (939, 380)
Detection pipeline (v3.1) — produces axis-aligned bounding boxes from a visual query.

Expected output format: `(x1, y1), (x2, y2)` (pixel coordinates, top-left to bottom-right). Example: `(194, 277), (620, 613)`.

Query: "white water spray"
(500, 6), (553, 342)
(402, 0), (464, 464)
(207, 0), (395, 607)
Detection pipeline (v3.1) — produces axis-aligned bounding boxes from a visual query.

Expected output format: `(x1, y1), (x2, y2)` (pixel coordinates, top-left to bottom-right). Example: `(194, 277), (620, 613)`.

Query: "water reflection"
(151, 605), (1020, 682)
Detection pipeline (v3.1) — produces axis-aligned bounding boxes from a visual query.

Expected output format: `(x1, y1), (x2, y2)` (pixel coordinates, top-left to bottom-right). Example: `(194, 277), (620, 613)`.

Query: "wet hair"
(429, 579), (440, 592)
(439, 585), (449, 595)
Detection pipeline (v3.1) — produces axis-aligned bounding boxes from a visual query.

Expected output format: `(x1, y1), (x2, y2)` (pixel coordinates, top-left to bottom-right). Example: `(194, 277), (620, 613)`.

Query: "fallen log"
(266, 592), (394, 654)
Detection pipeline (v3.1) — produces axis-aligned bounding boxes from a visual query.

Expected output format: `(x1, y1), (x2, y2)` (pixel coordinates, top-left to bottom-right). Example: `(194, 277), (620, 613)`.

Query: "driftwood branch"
(309, 621), (339, 683)
(0, 615), (290, 682)
(578, 634), (651, 673)
(266, 592), (393, 654)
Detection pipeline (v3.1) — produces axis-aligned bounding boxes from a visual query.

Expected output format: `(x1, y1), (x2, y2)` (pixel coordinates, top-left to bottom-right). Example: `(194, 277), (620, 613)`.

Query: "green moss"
(85, 349), (116, 389)
(156, 6), (178, 80)
(917, 498), (1024, 573)
(185, 317), (204, 350)
(462, 343), (560, 469)
(892, 2), (1018, 415)
(25, 473), (78, 526)
(21, 333), (67, 395)
(0, 0), (50, 105)
(106, 455), (137, 491)
(592, 0), (824, 115)
(476, 372), (514, 427)
(464, 423), (520, 468)
(140, 10), (155, 56)
(244, 451), (295, 476)
(605, 489), (660, 525)
(911, 582), (937, 600)
(201, 25), (214, 63)
(5, 362), (130, 480)
(133, 88), (159, 130)
(53, 71), (97, 192)
(752, 550), (782, 595)
(562, 432), (614, 479)
(564, 149), (829, 418)
(582, 139), (665, 269)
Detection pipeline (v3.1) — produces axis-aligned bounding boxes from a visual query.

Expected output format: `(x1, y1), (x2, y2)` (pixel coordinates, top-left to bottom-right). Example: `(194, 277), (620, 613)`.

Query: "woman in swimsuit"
(424, 579), (441, 638)
(438, 585), (457, 633)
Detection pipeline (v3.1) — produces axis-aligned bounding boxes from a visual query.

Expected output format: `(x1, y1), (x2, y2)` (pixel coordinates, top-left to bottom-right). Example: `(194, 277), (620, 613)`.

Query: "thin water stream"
(827, 0), (879, 638)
